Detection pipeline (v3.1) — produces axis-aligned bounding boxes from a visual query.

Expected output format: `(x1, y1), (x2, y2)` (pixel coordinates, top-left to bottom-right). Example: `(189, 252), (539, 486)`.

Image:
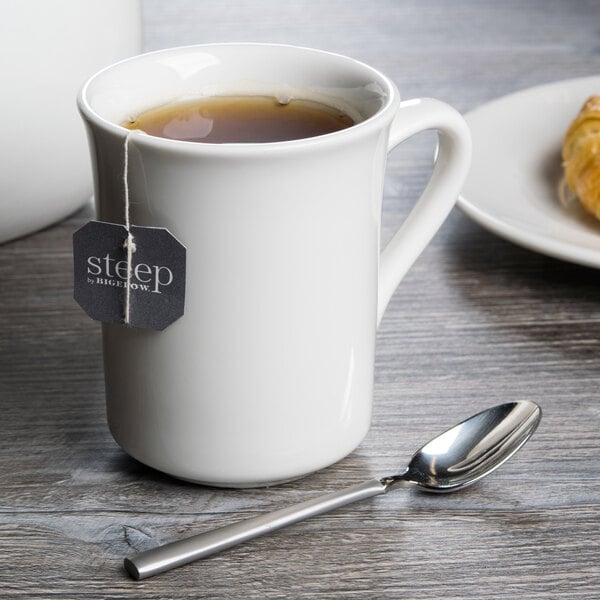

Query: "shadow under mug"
(78, 43), (471, 487)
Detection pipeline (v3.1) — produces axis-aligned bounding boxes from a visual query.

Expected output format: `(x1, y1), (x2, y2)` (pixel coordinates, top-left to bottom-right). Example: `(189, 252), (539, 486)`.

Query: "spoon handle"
(124, 478), (387, 580)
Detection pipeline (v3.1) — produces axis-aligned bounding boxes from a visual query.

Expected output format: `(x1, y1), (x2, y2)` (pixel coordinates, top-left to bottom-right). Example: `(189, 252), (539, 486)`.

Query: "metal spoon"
(124, 400), (541, 580)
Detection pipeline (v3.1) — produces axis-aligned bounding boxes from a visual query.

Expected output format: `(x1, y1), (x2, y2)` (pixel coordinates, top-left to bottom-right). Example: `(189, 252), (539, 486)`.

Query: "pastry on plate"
(561, 96), (600, 219)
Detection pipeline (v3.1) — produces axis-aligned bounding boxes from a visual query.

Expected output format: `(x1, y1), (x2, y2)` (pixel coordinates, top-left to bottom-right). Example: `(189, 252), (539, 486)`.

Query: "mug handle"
(377, 98), (472, 324)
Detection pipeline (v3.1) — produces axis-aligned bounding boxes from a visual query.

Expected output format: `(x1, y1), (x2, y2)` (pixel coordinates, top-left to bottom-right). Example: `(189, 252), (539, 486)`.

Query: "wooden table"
(2, 1), (599, 597)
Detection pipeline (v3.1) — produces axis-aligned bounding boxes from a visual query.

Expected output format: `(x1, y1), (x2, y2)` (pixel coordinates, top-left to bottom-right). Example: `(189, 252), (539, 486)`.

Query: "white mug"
(78, 44), (471, 487)
(0, 0), (141, 243)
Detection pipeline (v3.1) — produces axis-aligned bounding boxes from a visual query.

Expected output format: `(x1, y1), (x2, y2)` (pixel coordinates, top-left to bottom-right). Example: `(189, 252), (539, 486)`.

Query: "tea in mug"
(123, 95), (355, 143)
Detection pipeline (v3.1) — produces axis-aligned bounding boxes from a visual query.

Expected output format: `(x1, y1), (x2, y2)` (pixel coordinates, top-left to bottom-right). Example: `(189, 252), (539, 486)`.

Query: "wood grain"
(1, 1), (600, 598)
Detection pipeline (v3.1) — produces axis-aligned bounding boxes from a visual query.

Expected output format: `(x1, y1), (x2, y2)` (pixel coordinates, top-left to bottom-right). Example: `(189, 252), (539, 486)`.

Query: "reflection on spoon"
(125, 401), (541, 580)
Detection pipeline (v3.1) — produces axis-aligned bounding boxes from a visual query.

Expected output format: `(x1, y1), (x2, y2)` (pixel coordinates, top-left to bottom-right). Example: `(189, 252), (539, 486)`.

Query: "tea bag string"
(123, 130), (137, 326)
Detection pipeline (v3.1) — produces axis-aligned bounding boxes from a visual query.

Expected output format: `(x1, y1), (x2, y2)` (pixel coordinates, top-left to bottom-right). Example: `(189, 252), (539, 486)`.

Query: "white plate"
(458, 75), (600, 268)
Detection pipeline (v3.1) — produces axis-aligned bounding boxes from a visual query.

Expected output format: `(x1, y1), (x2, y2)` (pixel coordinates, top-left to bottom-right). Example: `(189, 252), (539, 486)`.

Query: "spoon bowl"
(393, 400), (541, 492)
(125, 401), (541, 580)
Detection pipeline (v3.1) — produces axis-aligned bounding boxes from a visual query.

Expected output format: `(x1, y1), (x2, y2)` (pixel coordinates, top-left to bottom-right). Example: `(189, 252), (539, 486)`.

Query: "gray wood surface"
(2, 1), (600, 598)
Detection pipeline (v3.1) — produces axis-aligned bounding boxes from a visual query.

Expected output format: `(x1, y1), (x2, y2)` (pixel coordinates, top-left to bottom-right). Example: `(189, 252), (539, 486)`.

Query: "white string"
(123, 131), (137, 325)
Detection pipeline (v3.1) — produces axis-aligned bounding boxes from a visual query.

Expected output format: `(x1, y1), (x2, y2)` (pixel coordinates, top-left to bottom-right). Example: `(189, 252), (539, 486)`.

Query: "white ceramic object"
(0, 0), (141, 244)
(78, 44), (471, 487)
(459, 75), (600, 268)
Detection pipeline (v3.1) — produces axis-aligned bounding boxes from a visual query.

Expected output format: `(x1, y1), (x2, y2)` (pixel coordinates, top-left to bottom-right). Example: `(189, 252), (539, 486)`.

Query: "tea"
(123, 95), (355, 143)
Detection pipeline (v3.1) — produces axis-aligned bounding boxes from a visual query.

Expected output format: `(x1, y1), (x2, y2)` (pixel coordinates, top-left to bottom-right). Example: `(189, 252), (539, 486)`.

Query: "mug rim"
(78, 42), (400, 156)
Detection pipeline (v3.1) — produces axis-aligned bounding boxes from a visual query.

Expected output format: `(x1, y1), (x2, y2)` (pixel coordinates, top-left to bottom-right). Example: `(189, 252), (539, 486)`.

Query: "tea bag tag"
(73, 221), (186, 330)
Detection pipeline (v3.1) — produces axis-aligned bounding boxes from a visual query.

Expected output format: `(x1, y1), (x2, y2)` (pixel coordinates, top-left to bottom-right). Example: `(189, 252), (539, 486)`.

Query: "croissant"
(561, 96), (600, 218)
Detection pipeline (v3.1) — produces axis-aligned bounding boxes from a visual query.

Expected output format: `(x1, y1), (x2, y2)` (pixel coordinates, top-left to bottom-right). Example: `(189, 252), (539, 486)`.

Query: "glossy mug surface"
(78, 44), (471, 487)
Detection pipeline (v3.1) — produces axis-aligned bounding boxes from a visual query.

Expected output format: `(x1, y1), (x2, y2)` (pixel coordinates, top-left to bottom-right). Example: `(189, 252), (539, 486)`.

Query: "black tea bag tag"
(73, 221), (186, 330)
